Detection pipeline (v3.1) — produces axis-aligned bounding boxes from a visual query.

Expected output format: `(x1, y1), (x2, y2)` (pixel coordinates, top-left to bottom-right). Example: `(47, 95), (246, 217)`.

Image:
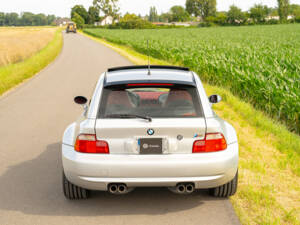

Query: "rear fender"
(205, 117), (238, 145)
(63, 122), (76, 146)
(62, 118), (96, 146)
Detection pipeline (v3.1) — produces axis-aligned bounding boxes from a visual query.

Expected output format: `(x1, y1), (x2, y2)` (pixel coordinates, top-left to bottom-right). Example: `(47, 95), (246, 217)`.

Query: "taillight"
(193, 133), (227, 153)
(75, 134), (109, 154)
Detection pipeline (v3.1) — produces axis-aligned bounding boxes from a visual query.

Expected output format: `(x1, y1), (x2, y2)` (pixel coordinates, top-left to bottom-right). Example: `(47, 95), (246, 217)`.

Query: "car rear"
(62, 67), (238, 198)
(66, 23), (77, 33)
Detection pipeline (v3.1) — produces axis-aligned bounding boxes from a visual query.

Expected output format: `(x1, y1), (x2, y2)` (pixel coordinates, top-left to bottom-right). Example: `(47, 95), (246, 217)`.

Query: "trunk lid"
(95, 118), (206, 154)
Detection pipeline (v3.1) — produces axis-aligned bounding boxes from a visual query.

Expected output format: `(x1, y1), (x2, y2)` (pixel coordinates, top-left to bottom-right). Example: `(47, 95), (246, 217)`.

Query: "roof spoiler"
(107, 65), (190, 72)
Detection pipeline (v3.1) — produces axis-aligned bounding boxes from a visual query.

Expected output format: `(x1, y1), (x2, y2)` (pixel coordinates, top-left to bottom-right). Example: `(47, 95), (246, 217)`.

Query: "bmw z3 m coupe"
(62, 65), (238, 199)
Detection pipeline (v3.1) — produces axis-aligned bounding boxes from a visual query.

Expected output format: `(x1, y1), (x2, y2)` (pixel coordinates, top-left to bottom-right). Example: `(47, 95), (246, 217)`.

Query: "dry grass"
(207, 88), (300, 225)
(82, 33), (300, 224)
(0, 27), (62, 95)
(0, 27), (56, 67)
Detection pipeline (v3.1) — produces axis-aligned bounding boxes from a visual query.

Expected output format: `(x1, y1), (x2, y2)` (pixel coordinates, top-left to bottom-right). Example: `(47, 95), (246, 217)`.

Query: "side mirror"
(209, 94), (222, 104)
(74, 96), (88, 105)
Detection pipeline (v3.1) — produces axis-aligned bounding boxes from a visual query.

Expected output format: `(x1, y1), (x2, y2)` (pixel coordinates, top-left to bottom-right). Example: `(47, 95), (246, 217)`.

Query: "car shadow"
(0, 142), (226, 216)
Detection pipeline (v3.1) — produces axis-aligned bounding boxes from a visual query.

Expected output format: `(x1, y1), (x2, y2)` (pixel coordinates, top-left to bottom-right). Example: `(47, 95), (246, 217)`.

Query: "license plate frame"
(139, 138), (163, 155)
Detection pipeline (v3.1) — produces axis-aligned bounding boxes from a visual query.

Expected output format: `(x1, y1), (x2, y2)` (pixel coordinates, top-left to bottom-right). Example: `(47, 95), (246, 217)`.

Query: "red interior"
(107, 91), (132, 107)
(106, 89), (193, 109)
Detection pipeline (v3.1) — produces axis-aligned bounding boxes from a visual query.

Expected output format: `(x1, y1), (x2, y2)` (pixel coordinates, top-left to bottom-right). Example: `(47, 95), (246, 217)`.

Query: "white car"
(62, 65), (238, 199)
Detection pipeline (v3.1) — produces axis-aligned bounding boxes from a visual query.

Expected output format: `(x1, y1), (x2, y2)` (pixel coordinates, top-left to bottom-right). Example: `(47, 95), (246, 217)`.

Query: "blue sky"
(2, 0), (300, 17)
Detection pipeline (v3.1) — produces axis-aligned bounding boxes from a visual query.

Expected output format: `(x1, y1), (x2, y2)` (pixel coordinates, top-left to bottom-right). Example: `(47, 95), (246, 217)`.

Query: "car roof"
(104, 66), (195, 87)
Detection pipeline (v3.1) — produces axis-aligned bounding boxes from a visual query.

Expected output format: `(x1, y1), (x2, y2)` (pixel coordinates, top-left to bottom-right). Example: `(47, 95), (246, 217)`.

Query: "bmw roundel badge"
(147, 129), (155, 136)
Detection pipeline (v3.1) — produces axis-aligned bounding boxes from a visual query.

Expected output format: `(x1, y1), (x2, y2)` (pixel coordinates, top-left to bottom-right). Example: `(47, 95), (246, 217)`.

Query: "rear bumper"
(62, 143), (238, 191)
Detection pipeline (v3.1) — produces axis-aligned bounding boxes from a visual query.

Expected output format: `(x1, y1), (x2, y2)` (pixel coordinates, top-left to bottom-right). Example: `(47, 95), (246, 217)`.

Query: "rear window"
(98, 84), (203, 118)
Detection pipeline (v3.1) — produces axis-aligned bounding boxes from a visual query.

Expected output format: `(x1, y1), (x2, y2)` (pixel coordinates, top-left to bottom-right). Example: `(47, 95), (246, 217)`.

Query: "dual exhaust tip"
(175, 183), (195, 194)
(108, 183), (195, 195)
(108, 183), (128, 194)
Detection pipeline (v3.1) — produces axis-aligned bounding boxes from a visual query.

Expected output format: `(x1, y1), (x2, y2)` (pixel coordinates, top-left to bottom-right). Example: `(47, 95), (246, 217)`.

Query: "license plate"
(139, 138), (162, 154)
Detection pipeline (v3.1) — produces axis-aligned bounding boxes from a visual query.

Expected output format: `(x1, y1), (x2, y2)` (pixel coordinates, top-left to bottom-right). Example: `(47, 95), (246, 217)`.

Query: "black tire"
(209, 170), (238, 198)
(62, 172), (89, 200)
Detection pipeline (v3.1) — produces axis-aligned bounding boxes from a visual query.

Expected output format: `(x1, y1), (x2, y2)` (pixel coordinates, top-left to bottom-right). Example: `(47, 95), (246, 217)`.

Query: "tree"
(149, 6), (159, 22)
(120, 13), (139, 22)
(0, 12), (57, 26)
(277, 0), (290, 21)
(20, 12), (35, 26)
(93, 0), (119, 20)
(4, 13), (19, 26)
(289, 4), (300, 17)
(71, 5), (88, 24)
(47, 15), (56, 25)
(33, 13), (47, 26)
(0, 12), (5, 26)
(159, 13), (172, 22)
(88, 6), (100, 24)
(227, 5), (245, 25)
(186, 0), (216, 20)
(72, 12), (85, 28)
(268, 7), (279, 17)
(250, 4), (270, 23)
(215, 12), (228, 25)
(170, 5), (190, 22)
(118, 13), (154, 29)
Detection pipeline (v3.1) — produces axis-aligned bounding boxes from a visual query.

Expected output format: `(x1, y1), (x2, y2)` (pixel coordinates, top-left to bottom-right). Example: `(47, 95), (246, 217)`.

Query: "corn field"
(84, 24), (300, 133)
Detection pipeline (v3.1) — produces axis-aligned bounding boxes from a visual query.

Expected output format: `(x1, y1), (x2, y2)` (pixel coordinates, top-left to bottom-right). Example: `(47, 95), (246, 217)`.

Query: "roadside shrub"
(246, 21), (256, 26)
(266, 19), (279, 24)
(110, 13), (155, 29)
(205, 16), (228, 26)
(205, 16), (217, 24)
(215, 13), (228, 26)
(198, 22), (215, 27)
(113, 20), (155, 29)
(82, 24), (102, 29)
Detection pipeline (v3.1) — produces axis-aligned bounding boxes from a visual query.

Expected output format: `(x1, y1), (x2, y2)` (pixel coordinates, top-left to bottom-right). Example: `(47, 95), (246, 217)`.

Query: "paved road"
(0, 32), (240, 225)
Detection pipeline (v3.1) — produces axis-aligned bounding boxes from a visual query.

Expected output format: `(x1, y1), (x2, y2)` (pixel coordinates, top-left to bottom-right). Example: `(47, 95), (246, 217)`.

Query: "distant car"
(66, 22), (77, 33)
(62, 65), (239, 199)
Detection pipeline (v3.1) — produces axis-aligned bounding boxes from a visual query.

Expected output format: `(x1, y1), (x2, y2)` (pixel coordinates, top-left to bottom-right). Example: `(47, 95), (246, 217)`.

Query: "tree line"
(0, 12), (58, 26)
(148, 0), (300, 25)
(1, 0), (299, 27)
(71, 0), (300, 29)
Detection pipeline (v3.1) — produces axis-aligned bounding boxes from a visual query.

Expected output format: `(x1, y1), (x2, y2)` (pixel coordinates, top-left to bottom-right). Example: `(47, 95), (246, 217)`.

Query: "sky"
(2, 0), (300, 17)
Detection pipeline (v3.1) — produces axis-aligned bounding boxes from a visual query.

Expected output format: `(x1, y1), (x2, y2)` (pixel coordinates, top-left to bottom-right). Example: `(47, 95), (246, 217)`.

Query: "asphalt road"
(0, 32), (240, 225)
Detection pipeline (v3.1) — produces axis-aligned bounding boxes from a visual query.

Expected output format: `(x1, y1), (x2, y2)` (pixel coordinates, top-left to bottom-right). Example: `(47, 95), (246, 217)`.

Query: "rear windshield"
(98, 85), (203, 118)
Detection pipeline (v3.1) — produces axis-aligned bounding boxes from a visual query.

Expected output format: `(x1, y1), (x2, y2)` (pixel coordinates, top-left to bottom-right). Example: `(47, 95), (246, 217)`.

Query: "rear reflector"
(75, 134), (109, 154)
(193, 133), (227, 153)
(127, 83), (174, 87)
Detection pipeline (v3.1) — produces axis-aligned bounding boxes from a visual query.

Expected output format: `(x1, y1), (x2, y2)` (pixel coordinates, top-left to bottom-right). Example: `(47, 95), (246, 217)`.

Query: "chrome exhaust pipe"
(118, 184), (128, 194)
(108, 184), (118, 194)
(176, 184), (186, 194)
(185, 184), (195, 194)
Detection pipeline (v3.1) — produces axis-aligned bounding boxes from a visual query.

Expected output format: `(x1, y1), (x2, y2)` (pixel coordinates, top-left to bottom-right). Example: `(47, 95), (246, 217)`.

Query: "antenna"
(147, 40), (151, 75)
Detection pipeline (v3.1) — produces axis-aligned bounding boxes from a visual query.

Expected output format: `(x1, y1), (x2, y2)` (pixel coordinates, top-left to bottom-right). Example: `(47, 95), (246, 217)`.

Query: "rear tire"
(63, 172), (89, 200)
(209, 170), (238, 198)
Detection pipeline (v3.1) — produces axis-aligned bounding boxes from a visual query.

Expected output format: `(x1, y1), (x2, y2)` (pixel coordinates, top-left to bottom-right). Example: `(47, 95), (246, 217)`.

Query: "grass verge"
(0, 28), (63, 96)
(82, 31), (300, 225)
